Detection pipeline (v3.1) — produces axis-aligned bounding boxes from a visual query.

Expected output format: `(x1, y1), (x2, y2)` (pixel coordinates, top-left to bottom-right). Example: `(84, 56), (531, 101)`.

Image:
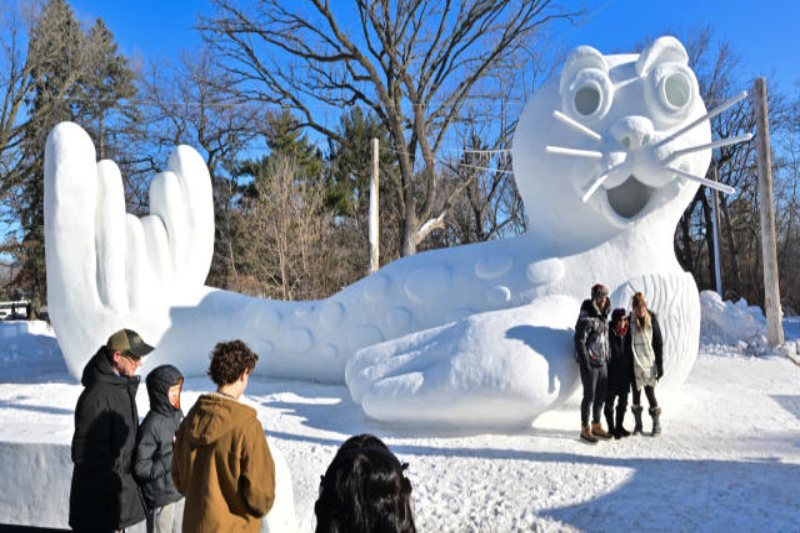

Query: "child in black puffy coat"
(604, 308), (634, 439)
(134, 364), (185, 533)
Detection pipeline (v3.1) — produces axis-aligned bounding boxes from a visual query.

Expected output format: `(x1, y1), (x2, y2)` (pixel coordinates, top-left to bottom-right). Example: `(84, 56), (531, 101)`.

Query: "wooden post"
(711, 165), (723, 295)
(752, 77), (784, 346)
(368, 138), (380, 274)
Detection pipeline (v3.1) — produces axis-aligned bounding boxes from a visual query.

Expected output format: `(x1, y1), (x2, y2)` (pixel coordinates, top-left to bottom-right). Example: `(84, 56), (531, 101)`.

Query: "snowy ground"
(1, 320), (799, 531)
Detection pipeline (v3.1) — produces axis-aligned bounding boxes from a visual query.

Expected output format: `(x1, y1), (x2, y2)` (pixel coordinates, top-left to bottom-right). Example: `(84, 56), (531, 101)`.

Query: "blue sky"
(69, 0), (799, 90)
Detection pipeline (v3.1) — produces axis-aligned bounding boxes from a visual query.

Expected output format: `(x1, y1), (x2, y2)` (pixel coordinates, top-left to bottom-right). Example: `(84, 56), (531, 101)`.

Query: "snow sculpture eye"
(636, 37), (697, 120)
(559, 46), (612, 122)
(565, 68), (613, 120)
(575, 85), (600, 116)
(654, 65), (696, 113)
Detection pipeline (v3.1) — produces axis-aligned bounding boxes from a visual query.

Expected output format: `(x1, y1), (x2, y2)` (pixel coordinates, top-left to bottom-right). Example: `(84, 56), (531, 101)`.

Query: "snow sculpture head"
(513, 36), (711, 251)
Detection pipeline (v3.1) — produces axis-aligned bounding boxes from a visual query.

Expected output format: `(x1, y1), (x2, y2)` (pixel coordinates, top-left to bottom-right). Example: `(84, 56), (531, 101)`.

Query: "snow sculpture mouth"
(606, 174), (654, 219)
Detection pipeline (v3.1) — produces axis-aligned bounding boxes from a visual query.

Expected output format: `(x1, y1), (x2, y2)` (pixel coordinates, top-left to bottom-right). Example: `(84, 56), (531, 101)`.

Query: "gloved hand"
(657, 368), (664, 380)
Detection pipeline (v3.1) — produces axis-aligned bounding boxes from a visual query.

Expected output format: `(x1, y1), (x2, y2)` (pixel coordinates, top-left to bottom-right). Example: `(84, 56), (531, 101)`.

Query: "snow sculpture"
(45, 36), (749, 428)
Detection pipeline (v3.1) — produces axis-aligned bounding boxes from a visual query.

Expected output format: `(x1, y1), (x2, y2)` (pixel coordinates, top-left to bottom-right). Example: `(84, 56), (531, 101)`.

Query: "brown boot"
(591, 422), (612, 440)
(580, 424), (598, 444)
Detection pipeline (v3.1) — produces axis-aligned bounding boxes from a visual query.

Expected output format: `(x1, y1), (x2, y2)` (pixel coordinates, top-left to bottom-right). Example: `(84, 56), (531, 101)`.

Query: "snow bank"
(0, 320), (60, 363)
(0, 320), (69, 382)
(0, 442), (71, 528)
(699, 291), (771, 352)
(0, 432), (296, 532)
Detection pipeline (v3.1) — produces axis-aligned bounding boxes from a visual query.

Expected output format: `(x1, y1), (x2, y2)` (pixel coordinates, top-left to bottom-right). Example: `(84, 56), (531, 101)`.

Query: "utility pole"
(752, 77), (784, 346)
(711, 165), (723, 295)
(369, 138), (380, 274)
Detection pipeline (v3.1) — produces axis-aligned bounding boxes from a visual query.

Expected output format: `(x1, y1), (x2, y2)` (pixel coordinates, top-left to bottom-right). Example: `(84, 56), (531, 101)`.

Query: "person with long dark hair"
(605, 308), (634, 439)
(315, 434), (416, 533)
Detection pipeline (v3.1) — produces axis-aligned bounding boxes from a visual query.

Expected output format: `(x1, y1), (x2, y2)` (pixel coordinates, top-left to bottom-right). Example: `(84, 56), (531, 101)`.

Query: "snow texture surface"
(0, 320), (798, 531)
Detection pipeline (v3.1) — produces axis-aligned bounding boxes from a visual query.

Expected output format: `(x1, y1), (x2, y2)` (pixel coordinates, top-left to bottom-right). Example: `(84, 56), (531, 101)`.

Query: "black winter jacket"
(608, 327), (634, 395)
(574, 299), (610, 367)
(69, 347), (146, 531)
(134, 365), (185, 509)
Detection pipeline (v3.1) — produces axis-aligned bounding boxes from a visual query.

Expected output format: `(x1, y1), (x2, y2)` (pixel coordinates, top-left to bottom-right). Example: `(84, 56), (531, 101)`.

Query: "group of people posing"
(69, 329), (416, 532)
(574, 284), (665, 444)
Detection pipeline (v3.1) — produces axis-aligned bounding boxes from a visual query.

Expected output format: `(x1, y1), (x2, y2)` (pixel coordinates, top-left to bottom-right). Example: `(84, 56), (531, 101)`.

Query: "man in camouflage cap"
(70, 328), (154, 532)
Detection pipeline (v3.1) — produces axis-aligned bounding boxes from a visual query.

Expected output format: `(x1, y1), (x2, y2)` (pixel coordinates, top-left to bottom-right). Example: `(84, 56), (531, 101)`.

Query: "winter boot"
(580, 424), (598, 444)
(631, 405), (644, 435)
(604, 405), (616, 439)
(591, 422), (612, 440)
(615, 405), (631, 439)
(649, 406), (662, 436)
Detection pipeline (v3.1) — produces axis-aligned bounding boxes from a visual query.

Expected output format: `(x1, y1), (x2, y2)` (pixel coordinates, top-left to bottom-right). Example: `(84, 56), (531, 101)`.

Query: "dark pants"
(605, 386), (629, 414)
(632, 385), (658, 408)
(580, 363), (607, 426)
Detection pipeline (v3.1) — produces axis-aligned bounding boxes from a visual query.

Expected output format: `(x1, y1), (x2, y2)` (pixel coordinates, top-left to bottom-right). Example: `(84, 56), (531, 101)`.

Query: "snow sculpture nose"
(611, 116), (654, 150)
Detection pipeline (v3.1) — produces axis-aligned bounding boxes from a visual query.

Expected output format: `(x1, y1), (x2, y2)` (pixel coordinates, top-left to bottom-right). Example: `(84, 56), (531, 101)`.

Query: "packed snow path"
(0, 322), (798, 531)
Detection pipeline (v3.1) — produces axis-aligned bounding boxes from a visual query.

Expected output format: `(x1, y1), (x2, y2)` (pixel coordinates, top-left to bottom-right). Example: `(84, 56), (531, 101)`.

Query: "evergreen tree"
(13, 0), (84, 313)
(327, 107), (395, 214)
(8, 0), (136, 313)
(74, 18), (137, 160)
(240, 110), (324, 200)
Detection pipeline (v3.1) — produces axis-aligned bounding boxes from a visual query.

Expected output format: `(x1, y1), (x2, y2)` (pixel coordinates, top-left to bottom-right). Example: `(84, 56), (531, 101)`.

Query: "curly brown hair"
(207, 340), (259, 386)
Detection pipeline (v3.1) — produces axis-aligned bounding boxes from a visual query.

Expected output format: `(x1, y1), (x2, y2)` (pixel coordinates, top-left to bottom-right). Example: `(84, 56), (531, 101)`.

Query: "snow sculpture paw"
(44, 122), (214, 376)
(345, 295), (581, 428)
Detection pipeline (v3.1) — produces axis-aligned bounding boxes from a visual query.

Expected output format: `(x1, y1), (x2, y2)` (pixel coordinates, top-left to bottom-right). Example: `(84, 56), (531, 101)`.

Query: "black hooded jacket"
(574, 299), (610, 367)
(134, 364), (185, 509)
(608, 324), (634, 394)
(69, 347), (146, 531)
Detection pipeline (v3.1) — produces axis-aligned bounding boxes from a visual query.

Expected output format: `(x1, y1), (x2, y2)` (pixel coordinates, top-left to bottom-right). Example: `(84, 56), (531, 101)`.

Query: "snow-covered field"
(1, 318), (799, 531)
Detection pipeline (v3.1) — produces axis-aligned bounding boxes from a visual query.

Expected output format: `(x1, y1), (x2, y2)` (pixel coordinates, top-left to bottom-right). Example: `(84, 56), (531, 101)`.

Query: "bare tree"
(0, 5), (37, 205)
(202, 0), (577, 256)
(233, 153), (338, 300)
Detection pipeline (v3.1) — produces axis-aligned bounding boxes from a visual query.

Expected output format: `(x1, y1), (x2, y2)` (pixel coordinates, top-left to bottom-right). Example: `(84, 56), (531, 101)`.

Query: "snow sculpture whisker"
(667, 166), (736, 194)
(656, 91), (748, 148)
(664, 133), (754, 164)
(545, 145), (604, 159)
(552, 111), (603, 142)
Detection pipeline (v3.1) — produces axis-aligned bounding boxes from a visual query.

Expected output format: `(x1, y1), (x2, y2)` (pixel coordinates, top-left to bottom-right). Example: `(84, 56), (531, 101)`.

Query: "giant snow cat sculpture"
(45, 37), (748, 428)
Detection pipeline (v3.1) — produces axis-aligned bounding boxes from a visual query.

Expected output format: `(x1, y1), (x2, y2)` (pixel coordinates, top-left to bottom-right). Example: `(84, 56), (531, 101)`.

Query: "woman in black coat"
(605, 308), (634, 439)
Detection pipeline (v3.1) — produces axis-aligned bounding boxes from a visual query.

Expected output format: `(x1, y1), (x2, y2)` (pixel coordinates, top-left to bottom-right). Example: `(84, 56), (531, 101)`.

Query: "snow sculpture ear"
(559, 46), (608, 94)
(638, 36), (696, 117)
(635, 36), (689, 76)
(559, 46), (613, 121)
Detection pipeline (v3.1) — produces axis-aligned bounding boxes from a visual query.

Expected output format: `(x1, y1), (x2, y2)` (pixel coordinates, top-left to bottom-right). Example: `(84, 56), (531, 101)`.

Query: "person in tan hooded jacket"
(172, 340), (275, 532)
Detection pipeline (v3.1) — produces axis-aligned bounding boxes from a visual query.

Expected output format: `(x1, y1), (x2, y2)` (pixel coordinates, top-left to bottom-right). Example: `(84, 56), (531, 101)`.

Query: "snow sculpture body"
(45, 37), (736, 428)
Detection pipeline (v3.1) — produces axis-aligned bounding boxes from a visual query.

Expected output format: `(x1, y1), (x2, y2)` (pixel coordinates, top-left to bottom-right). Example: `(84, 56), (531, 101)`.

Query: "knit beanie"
(591, 284), (609, 301)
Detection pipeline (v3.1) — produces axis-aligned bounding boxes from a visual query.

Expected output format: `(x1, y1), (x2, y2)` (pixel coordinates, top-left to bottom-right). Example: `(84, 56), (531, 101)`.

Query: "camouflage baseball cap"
(106, 328), (154, 359)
